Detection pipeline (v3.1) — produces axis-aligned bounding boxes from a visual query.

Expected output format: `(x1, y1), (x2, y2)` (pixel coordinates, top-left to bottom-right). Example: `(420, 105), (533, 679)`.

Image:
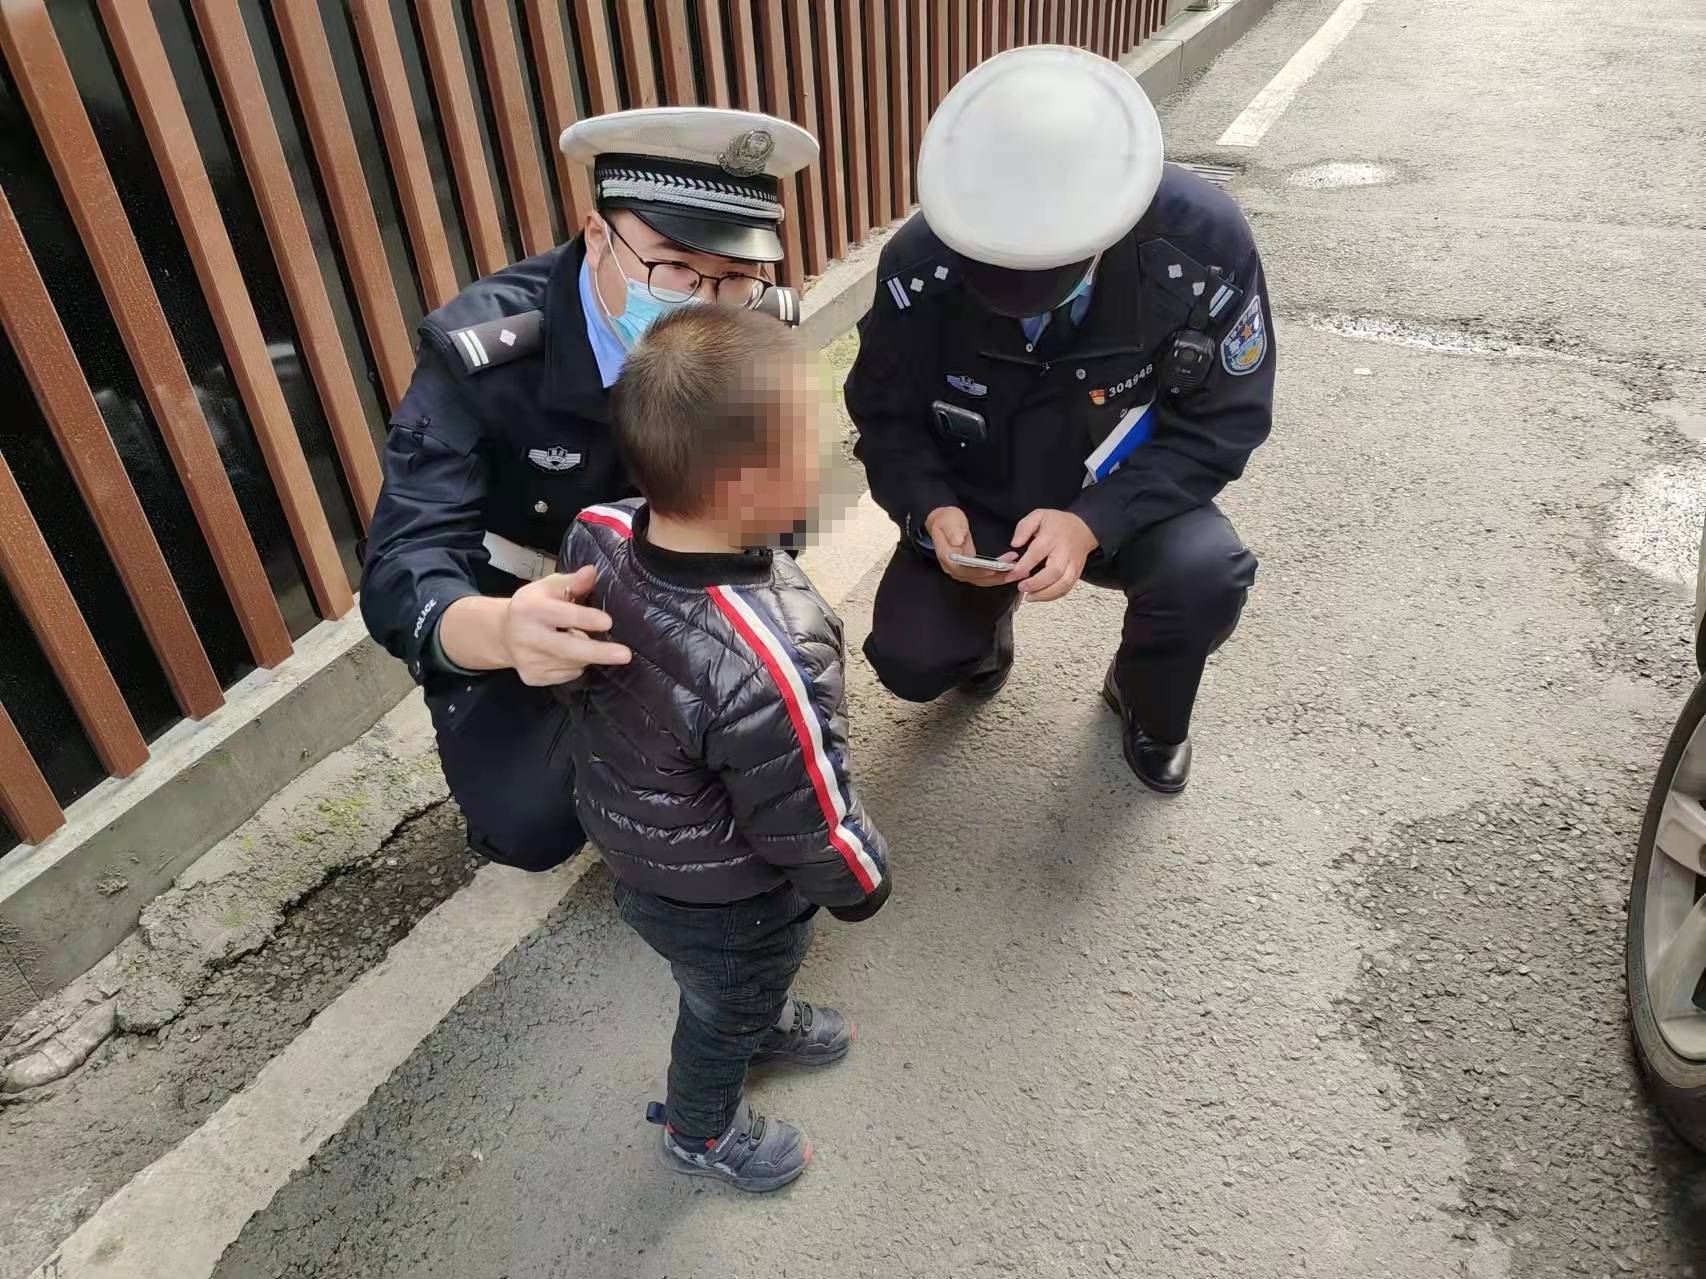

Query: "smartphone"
(948, 551), (1018, 572)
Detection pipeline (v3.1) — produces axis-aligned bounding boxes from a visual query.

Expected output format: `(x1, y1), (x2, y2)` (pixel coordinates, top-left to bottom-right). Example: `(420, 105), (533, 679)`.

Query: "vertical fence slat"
(784, 0), (830, 274)
(0, 189), (224, 719)
(970, 0), (985, 67)
(696, 0), (731, 106)
(100, 0), (354, 624)
(912, 0), (930, 190)
(654, 0), (696, 105)
(0, 702), (61, 845)
(192, 0), (384, 527)
(728, 0), (761, 109)
(838, 0), (871, 242)
(863, 0), (892, 225)
(614, 0), (659, 107)
(274, 0), (414, 409)
(958, 0), (972, 81)
(808, 0), (848, 260)
(350, 0), (461, 307)
(930, 1), (949, 108)
(0, 453), (149, 777)
(889, 0), (913, 214)
(416, 0), (509, 274)
(573, 0), (622, 113)
(523, 0), (592, 231)
(470, 0), (556, 256)
(0, 0), (293, 670)
(757, 0), (807, 284)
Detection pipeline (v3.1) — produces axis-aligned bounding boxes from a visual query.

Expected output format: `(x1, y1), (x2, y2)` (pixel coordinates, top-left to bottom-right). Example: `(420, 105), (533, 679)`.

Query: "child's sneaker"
(751, 998), (853, 1068)
(649, 1099), (811, 1192)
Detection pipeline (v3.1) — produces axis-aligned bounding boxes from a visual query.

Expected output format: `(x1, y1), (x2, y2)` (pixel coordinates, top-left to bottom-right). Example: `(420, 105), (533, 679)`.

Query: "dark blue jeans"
(614, 877), (817, 1143)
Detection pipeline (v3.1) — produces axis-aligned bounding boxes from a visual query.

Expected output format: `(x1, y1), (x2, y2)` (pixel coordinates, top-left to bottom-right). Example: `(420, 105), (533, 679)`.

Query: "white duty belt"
(482, 531), (555, 582)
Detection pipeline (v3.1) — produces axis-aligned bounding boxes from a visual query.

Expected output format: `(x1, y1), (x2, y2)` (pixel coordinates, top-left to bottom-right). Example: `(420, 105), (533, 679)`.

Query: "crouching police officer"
(847, 47), (1272, 794)
(360, 108), (817, 869)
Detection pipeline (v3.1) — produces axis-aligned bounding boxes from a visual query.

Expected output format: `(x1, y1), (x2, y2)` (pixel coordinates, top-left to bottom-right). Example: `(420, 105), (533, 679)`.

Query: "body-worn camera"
(1161, 330), (1217, 393)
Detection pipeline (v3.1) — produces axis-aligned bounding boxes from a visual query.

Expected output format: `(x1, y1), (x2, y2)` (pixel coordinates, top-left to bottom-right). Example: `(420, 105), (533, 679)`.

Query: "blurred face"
(584, 210), (774, 318)
(715, 363), (824, 546)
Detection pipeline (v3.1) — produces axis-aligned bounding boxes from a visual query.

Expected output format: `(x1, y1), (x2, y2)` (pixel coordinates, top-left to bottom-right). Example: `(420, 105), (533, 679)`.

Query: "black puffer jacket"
(556, 499), (891, 918)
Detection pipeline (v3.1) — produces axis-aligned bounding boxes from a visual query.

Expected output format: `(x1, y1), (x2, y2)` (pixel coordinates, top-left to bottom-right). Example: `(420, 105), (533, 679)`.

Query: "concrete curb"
(1122, 0), (1285, 102)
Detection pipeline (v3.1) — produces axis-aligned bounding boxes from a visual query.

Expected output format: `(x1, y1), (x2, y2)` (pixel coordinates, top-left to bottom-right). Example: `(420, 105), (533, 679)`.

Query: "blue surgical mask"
(595, 221), (700, 350)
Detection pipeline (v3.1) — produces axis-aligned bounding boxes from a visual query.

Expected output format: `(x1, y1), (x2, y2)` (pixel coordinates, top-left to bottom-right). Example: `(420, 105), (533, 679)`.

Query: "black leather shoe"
(1101, 669), (1191, 794)
(958, 614), (1015, 696)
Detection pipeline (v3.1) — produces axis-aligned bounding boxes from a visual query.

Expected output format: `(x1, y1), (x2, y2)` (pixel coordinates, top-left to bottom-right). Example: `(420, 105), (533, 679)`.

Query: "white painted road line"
(27, 487), (898, 1279)
(29, 858), (592, 1279)
(1218, 0), (1376, 148)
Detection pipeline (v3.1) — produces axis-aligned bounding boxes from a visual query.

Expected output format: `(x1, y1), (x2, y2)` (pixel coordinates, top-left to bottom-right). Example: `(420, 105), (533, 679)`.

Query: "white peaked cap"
(918, 46), (1165, 270)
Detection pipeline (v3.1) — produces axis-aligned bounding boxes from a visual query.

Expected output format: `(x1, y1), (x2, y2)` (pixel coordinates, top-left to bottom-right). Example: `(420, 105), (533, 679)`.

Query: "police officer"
(846, 47), (1271, 794)
(360, 108), (818, 870)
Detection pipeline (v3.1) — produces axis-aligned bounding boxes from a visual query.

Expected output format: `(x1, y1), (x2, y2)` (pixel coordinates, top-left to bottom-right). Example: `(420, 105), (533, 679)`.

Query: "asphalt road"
(15, 0), (1706, 1275)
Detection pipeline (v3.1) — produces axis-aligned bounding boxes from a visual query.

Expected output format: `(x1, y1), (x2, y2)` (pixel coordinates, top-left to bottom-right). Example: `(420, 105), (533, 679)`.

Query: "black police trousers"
(424, 669), (584, 872)
(614, 877), (816, 1143)
(863, 503), (1257, 743)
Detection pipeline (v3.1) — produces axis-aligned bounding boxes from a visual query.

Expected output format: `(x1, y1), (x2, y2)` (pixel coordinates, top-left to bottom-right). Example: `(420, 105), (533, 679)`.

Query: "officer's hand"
(1010, 509), (1098, 603)
(504, 567), (632, 685)
(924, 505), (1019, 587)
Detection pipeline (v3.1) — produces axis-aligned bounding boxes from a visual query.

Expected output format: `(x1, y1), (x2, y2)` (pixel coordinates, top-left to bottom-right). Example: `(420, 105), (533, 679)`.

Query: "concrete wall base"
(0, 617), (415, 1029)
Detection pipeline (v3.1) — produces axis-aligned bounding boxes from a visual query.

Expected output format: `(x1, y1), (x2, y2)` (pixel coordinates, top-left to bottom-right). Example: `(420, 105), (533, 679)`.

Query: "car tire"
(1628, 676), (1706, 1152)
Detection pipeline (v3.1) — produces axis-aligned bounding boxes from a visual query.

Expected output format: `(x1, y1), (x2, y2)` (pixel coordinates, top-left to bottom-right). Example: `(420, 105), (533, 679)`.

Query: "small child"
(556, 305), (891, 1192)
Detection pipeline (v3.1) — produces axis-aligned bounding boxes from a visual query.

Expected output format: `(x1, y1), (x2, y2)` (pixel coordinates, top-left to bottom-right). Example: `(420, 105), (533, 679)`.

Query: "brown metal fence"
(0, 0), (1174, 851)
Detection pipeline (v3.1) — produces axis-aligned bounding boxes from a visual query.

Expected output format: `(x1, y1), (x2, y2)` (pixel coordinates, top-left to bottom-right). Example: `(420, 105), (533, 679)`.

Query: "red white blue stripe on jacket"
(576, 504), (884, 895)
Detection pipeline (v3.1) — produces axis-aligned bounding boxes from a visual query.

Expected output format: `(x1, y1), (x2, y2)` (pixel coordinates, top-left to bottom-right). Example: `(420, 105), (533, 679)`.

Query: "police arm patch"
(1220, 293), (1268, 377)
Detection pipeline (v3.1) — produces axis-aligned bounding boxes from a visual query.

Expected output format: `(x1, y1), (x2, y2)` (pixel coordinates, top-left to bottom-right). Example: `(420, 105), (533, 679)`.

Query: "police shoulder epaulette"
(444, 309), (544, 375)
(880, 257), (955, 312)
(1138, 239), (1242, 324)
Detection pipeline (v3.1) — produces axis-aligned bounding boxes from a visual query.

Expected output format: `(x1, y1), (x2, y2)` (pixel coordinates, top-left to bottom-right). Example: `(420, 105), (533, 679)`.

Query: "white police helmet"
(918, 45), (1164, 316)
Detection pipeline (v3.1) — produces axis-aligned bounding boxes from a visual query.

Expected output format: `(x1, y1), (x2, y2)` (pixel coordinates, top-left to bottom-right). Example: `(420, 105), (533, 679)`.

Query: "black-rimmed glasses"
(605, 220), (774, 308)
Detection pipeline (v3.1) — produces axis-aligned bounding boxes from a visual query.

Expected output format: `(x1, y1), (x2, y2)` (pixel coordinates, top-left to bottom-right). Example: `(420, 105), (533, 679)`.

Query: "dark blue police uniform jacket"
(360, 235), (630, 867)
(847, 164), (1275, 556)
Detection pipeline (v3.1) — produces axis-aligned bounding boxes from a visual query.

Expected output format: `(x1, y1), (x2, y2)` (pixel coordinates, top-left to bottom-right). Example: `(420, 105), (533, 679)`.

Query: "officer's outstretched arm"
(1071, 253), (1276, 554)
(705, 631), (891, 922)
(359, 355), (490, 681)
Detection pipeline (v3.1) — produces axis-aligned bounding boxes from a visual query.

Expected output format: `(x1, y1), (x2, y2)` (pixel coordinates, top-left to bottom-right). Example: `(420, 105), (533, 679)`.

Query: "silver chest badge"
(527, 446), (583, 473)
